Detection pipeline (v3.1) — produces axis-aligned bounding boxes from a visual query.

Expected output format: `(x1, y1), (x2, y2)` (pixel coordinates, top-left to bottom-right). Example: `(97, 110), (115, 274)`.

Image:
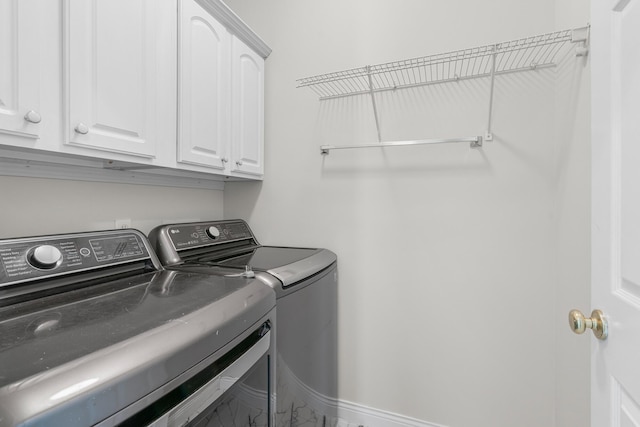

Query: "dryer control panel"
(165, 220), (255, 251)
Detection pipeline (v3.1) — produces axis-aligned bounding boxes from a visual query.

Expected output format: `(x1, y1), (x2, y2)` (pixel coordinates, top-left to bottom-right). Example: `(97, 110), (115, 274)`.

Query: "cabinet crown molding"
(196, 0), (272, 58)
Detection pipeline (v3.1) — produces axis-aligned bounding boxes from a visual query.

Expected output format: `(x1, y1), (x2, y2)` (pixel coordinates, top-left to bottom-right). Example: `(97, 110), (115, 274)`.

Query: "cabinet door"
(66, 0), (159, 158)
(231, 36), (264, 177)
(177, 0), (230, 171)
(0, 0), (42, 142)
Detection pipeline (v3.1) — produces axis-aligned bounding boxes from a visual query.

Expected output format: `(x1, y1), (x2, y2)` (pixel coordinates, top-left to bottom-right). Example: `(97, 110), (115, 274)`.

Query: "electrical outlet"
(115, 219), (131, 229)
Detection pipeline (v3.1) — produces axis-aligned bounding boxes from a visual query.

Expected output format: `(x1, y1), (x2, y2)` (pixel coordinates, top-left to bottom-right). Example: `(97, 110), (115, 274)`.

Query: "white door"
(0, 0), (42, 141)
(177, 0), (230, 171)
(66, 0), (159, 158)
(591, 0), (640, 425)
(231, 36), (264, 177)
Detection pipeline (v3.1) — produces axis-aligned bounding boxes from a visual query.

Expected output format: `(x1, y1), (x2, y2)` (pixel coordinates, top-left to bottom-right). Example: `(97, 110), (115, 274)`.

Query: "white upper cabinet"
(0, 0), (268, 186)
(0, 0), (43, 142)
(178, 0), (230, 170)
(231, 36), (264, 177)
(65, 0), (165, 159)
(177, 0), (268, 179)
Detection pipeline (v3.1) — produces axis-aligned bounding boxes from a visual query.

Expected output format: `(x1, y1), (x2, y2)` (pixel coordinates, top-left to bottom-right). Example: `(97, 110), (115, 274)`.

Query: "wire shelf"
(297, 27), (588, 100)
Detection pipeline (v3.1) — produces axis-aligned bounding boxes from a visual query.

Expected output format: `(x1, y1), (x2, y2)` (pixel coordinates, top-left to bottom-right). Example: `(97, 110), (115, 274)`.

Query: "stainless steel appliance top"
(149, 219), (337, 287)
(0, 229), (275, 427)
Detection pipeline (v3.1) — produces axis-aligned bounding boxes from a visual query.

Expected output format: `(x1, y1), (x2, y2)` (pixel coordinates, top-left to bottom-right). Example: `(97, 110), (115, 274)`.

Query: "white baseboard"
(277, 355), (447, 427)
(335, 399), (448, 427)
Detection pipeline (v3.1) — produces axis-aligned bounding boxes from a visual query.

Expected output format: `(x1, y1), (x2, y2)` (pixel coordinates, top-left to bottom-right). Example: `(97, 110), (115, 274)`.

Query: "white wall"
(0, 176), (223, 237)
(223, 1), (590, 426)
(554, 2), (591, 427)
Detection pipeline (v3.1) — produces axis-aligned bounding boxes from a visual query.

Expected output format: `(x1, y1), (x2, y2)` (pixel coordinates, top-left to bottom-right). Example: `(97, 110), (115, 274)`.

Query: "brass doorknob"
(568, 309), (608, 340)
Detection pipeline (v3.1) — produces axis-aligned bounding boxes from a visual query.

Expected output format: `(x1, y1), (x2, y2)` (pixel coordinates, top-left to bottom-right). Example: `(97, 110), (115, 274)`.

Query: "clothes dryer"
(149, 220), (338, 427)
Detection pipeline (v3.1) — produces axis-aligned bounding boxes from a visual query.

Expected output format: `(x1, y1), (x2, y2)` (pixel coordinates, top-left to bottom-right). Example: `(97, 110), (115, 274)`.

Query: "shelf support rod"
(485, 45), (497, 142)
(366, 66), (383, 143)
(320, 136), (483, 155)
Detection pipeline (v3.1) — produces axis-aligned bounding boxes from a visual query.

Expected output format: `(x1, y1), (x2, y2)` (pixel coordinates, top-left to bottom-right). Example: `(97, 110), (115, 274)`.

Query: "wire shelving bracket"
(297, 26), (590, 154)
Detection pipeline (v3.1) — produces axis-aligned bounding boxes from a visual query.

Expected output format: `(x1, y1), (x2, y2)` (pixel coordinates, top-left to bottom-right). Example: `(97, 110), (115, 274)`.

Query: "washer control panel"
(0, 231), (151, 287)
(167, 221), (254, 251)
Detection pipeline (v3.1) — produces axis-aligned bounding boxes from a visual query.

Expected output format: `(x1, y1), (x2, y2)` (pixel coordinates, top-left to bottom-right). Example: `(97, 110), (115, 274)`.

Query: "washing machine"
(0, 229), (275, 427)
(149, 220), (338, 427)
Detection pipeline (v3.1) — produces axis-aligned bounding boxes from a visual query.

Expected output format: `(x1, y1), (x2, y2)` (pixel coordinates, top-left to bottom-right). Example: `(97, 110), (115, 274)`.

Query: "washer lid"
(213, 246), (337, 287)
(0, 270), (275, 427)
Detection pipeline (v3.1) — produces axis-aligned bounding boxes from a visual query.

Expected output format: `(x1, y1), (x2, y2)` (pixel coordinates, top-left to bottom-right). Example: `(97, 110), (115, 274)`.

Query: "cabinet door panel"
(0, 0), (41, 141)
(231, 37), (264, 177)
(66, 0), (157, 158)
(178, 0), (229, 170)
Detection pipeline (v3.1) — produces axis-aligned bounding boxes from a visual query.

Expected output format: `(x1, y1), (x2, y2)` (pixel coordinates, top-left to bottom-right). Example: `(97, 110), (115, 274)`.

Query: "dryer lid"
(212, 246), (337, 287)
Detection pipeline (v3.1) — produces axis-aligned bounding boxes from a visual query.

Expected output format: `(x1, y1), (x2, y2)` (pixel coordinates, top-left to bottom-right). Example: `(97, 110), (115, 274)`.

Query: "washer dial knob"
(29, 245), (63, 269)
(206, 226), (221, 239)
